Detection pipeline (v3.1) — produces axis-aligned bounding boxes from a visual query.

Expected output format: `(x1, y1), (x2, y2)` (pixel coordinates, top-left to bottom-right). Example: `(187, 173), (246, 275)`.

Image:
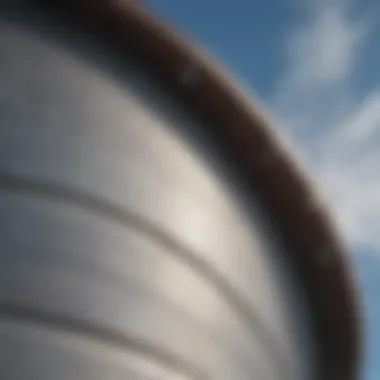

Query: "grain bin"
(0, 1), (361, 379)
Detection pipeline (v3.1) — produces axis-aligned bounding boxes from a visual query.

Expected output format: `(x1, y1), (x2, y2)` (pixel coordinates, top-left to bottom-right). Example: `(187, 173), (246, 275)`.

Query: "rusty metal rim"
(42, 1), (361, 379)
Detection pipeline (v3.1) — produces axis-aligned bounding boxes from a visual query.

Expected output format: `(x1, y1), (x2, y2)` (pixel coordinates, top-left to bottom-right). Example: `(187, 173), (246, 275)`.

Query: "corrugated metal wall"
(0, 4), (315, 379)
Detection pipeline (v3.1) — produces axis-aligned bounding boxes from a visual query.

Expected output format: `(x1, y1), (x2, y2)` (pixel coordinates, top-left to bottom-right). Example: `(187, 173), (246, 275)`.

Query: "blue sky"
(142, 0), (380, 378)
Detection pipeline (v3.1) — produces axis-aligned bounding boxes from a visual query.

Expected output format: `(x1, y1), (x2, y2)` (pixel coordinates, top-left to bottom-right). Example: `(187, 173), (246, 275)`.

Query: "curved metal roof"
(47, 1), (362, 379)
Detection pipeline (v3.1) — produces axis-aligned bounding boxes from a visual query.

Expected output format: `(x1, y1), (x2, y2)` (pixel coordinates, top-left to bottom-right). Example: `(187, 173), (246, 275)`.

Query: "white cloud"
(287, 5), (365, 86)
(271, 1), (380, 252)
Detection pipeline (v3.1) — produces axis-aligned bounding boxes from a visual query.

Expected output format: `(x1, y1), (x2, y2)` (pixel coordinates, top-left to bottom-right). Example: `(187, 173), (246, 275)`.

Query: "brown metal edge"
(41, 1), (362, 379)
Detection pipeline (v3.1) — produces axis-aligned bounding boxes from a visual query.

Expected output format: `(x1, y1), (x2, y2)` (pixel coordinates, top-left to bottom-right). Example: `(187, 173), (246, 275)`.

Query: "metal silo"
(0, 1), (361, 379)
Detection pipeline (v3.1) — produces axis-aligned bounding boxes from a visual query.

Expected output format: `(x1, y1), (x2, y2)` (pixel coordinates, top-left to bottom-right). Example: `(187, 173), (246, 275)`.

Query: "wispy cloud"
(272, 0), (380, 252)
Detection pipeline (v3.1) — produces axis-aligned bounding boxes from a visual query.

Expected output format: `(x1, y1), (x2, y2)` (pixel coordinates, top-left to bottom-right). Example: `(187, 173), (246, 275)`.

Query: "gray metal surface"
(0, 5), (315, 380)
